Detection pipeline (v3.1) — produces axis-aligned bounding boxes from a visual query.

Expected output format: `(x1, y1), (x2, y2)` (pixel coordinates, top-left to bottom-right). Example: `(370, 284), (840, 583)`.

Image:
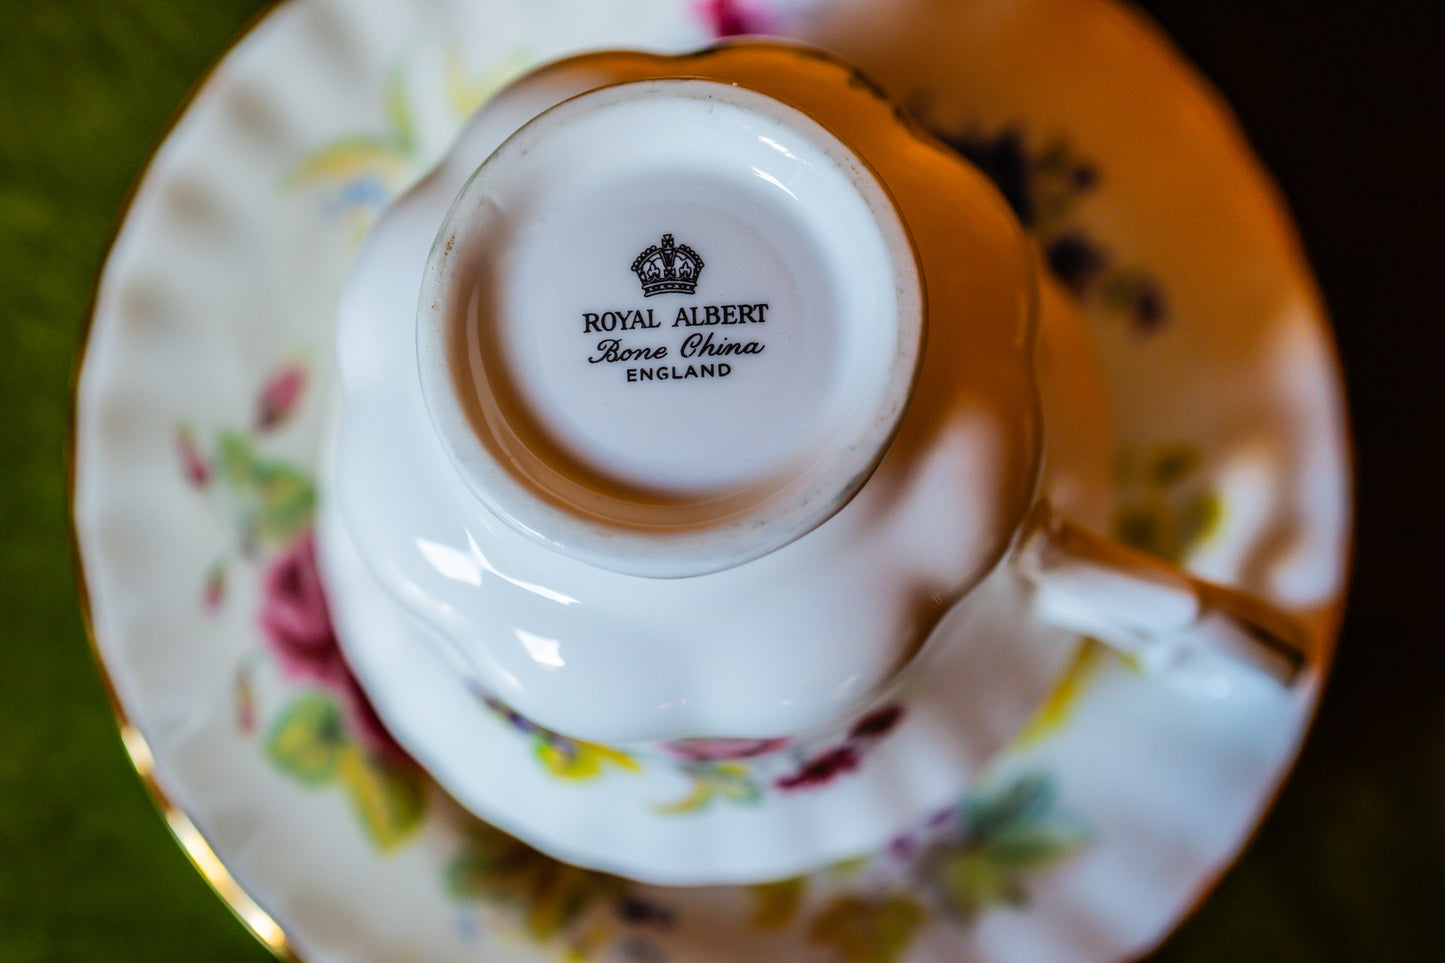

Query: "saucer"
(73, 0), (1350, 959)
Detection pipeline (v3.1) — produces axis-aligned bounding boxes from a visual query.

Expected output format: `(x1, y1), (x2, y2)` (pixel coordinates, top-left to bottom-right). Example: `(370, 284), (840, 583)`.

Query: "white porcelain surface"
(325, 44), (1048, 760)
(322, 40), (1315, 885)
(321, 44), (1073, 882)
(72, 0), (1351, 960)
(417, 77), (924, 576)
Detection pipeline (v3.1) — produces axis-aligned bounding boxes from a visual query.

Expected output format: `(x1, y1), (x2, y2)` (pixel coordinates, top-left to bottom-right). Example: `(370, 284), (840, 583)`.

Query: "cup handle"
(1015, 501), (1311, 685)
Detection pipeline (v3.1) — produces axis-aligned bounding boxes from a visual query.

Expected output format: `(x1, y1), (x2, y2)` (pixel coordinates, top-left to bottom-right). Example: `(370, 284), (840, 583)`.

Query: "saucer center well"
(420, 79), (922, 577)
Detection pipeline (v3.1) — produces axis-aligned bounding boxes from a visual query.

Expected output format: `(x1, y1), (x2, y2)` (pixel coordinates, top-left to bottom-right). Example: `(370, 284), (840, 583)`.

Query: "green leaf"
(1149, 444), (1202, 488)
(210, 429), (316, 546)
(446, 825), (517, 901)
(202, 562), (226, 611)
(916, 774), (1089, 920)
(383, 66), (416, 153)
(283, 135), (409, 191)
(520, 863), (600, 942)
(250, 459), (316, 546)
(265, 694), (347, 785)
(214, 429), (259, 490)
(654, 762), (763, 814)
(982, 824), (1089, 868)
(965, 773), (1056, 841)
(446, 827), (621, 941)
(1175, 490), (1224, 559)
(337, 747), (427, 851)
(1114, 501), (1164, 555)
(935, 851), (1015, 916)
(808, 895), (925, 963)
(715, 776), (763, 804)
(750, 877), (806, 930)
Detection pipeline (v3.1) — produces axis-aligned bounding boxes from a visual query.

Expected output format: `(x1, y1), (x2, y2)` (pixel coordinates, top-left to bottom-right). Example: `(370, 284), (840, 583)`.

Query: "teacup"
(318, 41), (1310, 880)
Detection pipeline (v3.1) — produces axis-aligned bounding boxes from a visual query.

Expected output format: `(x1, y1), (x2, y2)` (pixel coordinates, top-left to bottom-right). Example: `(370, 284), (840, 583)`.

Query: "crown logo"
(630, 234), (704, 297)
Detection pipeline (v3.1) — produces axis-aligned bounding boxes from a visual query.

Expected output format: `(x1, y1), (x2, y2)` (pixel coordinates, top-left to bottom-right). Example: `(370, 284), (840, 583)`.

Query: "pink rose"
(255, 362), (307, 431)
(259, 530), (408, 760)
(696, 0), (774, 37)
(259, 530), (348, 685)
(663, 736), (791, 763)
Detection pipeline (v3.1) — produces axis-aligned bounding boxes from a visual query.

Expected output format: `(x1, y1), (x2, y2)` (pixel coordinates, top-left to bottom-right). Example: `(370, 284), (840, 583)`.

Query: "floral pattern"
(283, 68), (419, 235)
(654, 760), (765, 815)
(447, 822), (652, 954)
(704, 0), (1169, 338)
(1112, 444), (1223, 564)
(775, 704), (906, 791)
(481, 695), (643, 781)
(652, 705), (906, 814)
(904, 774), (1088, 921)
(926, 127), (1168, 335)
(481, 689), (910, 816)
(69, 0), (1348, 954)
(161, 3), (1236, 955)
(181, 364), (427, 850)
(695, 0), (777, 37)
(286, 49), (527, 238)
(662, 737), (792, 763)
(441, 770), (1085, 963)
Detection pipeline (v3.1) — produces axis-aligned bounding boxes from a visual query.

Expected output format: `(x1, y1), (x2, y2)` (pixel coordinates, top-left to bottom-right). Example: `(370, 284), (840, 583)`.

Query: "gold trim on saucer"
(123, 725), (296, 957)
(68, 1), (298, 958)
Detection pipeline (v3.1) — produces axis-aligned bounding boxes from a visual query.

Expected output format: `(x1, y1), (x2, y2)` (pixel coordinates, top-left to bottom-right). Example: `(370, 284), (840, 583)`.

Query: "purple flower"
(775, 745), (861, 790)
(888, 833), (919, 861)
(1045, 232), (1108, 296)
(615, 895), (677, 929)
(771, 704), (907, 791)
(848, 704), (905, 742)
(938, 128), (1037, 226)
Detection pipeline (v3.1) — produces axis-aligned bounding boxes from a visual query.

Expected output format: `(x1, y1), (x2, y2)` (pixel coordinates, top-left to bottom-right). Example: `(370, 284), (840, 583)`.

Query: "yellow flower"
(536, 738), (640, 781)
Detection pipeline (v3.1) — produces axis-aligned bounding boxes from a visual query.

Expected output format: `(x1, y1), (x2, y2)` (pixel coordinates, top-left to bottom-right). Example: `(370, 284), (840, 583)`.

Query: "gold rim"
(65, 1), (1354, 960)
(68, 0), (299, 957)
(71, 577), (300, 961)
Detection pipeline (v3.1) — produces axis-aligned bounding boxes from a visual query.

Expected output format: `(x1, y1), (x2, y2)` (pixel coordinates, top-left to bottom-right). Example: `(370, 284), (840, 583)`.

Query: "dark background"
(2, 0), (1440, 959)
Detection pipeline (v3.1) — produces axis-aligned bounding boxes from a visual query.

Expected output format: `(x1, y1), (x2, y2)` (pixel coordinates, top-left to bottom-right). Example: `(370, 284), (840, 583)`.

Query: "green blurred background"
(2, 0), (1439, 960)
